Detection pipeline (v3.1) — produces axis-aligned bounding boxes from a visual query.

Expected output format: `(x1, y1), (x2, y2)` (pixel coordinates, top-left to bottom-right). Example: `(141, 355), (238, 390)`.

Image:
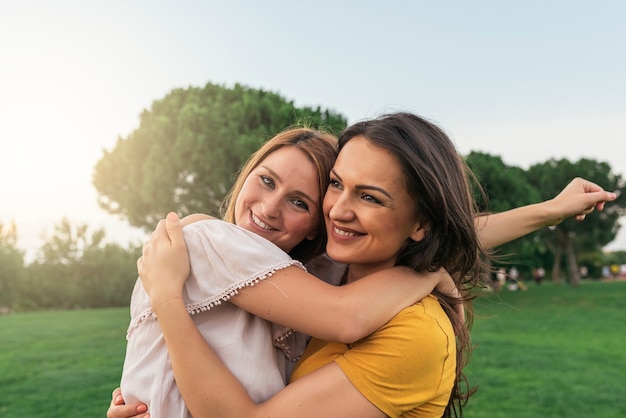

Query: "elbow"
(334, 313), (372, 344)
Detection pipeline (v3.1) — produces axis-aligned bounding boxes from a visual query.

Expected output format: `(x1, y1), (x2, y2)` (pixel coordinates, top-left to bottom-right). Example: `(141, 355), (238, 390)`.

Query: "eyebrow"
(330, 168), (393, 199)
(261, 165), (318, 208)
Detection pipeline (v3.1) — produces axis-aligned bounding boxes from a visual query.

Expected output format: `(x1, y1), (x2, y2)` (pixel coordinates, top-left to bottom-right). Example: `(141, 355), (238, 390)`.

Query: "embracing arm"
(153, 293), (385, 418)
(142, 212), (454, 344)
(476, 177), (616, 250)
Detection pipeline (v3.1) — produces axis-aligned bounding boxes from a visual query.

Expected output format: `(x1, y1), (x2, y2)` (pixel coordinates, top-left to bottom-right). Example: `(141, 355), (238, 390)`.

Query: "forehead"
(335, 136), (406, 187)
(257, 146), (320, 192)
(260, 145), (313, 170)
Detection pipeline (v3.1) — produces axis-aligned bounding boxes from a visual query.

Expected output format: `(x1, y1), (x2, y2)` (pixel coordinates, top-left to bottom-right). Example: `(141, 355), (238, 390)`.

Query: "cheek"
(233, 192), (246, 224)
(235, 180), (256, 211)
(286, 214), (318, 239)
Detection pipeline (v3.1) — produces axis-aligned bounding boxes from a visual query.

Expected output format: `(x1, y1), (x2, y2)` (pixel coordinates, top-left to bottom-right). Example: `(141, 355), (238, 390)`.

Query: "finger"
(165, 212), (184, 246)
(106, 403), (149, 418)
(142, 231), (155, 252)
(154, 218), (169, 243)
(136, 256), (143, 274)
(112, 387), (123, 405)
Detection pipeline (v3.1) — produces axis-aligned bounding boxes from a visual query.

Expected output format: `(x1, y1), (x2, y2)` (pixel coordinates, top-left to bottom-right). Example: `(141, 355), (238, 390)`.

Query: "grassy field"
(465, 280), (626, 418)
(0, 308), (129, 417)
(1, 280), (624, 417)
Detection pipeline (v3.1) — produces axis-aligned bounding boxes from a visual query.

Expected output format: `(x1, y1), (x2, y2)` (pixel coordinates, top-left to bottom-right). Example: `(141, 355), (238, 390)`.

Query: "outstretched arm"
(476, 177), (616, 250)
(140, 176), (616, 342)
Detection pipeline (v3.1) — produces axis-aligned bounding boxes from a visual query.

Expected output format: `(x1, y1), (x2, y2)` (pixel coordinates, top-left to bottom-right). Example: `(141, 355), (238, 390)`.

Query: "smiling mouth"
(333, 226), (359, 237)
(251, 212), (276, 231)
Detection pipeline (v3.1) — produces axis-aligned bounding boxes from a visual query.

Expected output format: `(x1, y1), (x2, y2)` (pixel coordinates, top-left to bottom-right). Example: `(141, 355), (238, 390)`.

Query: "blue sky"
(1, 0), (625, 254)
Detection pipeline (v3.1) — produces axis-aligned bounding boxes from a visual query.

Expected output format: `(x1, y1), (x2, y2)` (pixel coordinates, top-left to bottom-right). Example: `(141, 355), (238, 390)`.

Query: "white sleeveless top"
(120, 219), (308, 418)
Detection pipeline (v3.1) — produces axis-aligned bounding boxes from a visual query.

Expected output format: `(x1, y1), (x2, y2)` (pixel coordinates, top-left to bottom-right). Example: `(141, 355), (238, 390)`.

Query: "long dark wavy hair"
(338, 112), (488, 417)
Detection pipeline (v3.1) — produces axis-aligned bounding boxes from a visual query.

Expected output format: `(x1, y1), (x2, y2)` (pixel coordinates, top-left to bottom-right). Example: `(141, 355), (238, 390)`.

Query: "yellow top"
(290, 295), (455, 417)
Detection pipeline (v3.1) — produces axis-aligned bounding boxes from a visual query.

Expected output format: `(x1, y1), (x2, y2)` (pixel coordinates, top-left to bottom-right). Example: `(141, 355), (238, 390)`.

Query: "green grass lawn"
(0, 308), (129, 417)
(1, 280), (624, 417)
(465, 280), (626, 418)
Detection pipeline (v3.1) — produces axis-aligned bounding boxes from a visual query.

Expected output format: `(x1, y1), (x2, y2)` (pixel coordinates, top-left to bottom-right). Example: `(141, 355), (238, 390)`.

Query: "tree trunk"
(551, 246), (562, 284)
(565, 235), (580, 287)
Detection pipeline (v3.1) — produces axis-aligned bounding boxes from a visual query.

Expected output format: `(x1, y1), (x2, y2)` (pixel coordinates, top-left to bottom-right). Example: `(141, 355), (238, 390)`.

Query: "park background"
(2, 1), (626, 417)
(1, 0), (625, 255)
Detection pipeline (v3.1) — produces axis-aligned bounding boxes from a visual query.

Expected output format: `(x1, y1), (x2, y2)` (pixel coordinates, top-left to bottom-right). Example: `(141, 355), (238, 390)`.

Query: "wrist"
(152, 296), (185, 316)
(539, 199), (565, 227)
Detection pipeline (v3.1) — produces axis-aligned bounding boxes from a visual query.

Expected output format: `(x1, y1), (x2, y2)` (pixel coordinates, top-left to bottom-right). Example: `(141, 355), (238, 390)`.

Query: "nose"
(326, 190), (354, 222)
(261, 194), (282, 218)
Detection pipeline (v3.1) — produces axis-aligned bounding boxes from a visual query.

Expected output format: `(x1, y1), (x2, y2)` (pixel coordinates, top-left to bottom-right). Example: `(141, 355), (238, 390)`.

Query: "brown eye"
(329, 178), (342, 189)
(361, 194), (382, 204)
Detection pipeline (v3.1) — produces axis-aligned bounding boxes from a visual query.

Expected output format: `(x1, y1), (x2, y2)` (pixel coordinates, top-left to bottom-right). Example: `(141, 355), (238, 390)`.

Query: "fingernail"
(115, 395), (123, 403)
(137, 404), (148, 413)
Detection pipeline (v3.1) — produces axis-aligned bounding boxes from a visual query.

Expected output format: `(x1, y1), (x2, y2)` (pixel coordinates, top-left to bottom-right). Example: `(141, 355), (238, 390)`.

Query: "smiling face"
(234, 146), (321, 253)
(323, 136), (427, 280)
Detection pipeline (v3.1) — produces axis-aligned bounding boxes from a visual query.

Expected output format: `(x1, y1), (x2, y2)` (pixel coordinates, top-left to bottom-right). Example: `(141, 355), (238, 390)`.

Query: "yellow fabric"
(290, 295), (455, 417)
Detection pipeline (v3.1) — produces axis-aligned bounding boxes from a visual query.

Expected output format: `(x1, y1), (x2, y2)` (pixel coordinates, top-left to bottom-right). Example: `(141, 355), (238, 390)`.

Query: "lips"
(251, 212), (276, 231)
(331, 223), (362, 238)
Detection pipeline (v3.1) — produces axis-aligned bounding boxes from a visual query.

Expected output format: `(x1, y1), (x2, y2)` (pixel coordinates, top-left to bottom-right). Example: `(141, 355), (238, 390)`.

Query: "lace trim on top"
(126, 259), (304, 341)
(273, 327), (302, 362)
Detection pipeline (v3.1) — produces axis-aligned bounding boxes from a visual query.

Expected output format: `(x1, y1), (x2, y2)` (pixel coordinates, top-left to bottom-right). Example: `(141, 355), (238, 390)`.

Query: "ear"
(409, 222), (429, 242)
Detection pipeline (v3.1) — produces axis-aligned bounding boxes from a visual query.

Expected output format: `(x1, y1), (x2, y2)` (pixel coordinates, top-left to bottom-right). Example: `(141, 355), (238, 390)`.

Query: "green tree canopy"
(465, 152), (545, 269)
(93, 82), (348, 230)
(24, 219), (140, 310)
(526, 158), (626, 284)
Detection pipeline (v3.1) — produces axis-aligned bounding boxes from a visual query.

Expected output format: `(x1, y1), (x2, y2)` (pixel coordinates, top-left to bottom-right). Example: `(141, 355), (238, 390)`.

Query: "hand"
(433, 269), (465, 323)
(550, 177), (617, 223)
(106, 387), (149, 418)
(137, 212), (190, 313)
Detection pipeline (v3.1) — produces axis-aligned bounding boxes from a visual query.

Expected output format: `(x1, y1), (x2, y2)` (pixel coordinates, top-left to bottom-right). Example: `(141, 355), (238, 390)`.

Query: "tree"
(76, 241), (142, 307)
(93, 82), (348, 230)
(23, 219), (141, 309)
(0, 221), (25, 311)
(526, 158), (626, 285)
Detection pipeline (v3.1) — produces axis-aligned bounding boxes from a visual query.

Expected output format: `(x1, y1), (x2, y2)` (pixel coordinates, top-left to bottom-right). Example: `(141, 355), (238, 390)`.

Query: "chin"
(325, 250), (351, 264)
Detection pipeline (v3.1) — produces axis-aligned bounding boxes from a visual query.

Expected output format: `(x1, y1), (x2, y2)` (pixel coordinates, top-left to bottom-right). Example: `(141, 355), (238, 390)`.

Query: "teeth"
(334, 227), (357, 237)
(252, 213), (273, 230)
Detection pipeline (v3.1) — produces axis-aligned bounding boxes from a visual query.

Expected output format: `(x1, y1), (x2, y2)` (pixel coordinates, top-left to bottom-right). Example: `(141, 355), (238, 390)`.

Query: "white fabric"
(120, 219), (306, 418)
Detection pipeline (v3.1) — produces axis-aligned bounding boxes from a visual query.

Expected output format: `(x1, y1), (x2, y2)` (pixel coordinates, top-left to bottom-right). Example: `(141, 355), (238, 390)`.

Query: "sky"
(1, 0), (625, 258)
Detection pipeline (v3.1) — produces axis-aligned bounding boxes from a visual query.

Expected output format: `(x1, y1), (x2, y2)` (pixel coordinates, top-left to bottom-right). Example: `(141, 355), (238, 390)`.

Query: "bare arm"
(476, 177), (616, 250)
(140, 212), (452, 344)
(142, 176), (615, 343)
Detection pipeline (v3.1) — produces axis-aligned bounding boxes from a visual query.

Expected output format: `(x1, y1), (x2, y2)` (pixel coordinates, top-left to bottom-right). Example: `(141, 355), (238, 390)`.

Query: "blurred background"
(2, 2), (626, 417)
(2, 0), (625, 257)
